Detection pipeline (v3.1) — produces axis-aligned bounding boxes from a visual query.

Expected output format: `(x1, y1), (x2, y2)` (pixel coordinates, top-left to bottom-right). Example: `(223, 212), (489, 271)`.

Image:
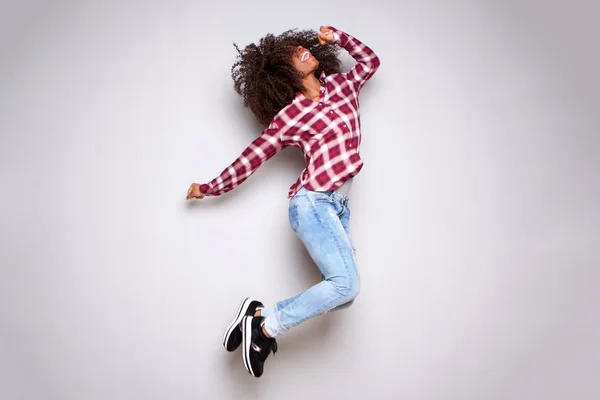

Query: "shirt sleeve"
(329, 26), (381, 92)
(199, 119), (285, 196)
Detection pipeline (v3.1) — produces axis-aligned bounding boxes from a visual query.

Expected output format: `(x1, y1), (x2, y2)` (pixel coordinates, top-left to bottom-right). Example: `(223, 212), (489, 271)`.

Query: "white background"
(1, 0), (599, 399)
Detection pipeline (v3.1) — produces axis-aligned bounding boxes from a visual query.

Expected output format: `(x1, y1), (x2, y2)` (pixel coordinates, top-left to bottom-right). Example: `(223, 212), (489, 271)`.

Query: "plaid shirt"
(200, 26), (380, 199)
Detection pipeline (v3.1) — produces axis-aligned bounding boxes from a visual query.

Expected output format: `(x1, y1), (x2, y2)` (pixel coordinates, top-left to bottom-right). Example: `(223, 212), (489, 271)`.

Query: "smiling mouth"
(301, 51), (310, 62)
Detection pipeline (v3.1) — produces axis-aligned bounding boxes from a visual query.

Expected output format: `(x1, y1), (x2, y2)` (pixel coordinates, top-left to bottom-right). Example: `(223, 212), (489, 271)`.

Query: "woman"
(186, 26), (380, 378)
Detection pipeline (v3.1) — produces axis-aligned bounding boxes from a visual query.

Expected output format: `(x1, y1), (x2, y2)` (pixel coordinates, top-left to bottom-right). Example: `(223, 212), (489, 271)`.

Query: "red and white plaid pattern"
(200, 26), (380, 199)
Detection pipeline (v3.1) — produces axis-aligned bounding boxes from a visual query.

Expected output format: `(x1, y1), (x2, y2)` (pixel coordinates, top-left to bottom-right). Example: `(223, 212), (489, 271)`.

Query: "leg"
(264, 199), (358, 315)
(262, 192), (358, 317)
(263, 190), (360, 337)
(260, 292), (303, 317)
(261, 197), (359, 318)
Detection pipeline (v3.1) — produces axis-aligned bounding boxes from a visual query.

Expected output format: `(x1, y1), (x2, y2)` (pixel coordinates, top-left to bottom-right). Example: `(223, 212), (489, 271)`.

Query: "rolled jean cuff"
(260, 305), (276, 317)
(263, 314), (282, 337)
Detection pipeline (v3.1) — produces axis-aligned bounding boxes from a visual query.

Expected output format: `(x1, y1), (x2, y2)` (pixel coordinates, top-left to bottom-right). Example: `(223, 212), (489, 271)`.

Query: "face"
(290, 45), (319, 78)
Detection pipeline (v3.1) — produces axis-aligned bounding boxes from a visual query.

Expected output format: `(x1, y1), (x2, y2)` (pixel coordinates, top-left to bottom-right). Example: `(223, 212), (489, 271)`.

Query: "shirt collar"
(295, 72), (327, 106)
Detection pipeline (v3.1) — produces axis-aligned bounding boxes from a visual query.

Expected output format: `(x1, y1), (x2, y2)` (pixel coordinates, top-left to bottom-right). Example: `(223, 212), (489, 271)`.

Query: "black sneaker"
(222, 297), (264, 352)
(241, 315), (278, 378)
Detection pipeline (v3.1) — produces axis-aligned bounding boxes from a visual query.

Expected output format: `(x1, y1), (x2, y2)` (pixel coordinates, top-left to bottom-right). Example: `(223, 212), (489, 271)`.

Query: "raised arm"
(328, 26), (381, 92)
(196, 120), (285, 197)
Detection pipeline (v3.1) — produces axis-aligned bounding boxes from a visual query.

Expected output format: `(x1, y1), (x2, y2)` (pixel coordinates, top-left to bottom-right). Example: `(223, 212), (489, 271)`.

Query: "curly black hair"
(231, 29), (342, 126)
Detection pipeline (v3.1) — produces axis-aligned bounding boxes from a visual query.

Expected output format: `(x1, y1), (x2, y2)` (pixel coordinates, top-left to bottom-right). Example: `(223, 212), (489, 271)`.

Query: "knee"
(330, 274), (360, 303)
(347, 279), (360, 301)
(336, 281), (360, 311)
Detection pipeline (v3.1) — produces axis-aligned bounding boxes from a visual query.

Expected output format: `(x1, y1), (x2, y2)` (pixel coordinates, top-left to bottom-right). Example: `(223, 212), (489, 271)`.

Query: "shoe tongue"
(254, 329), (272, 347)
(257, 326), (268, 339)
(255, 331), (270, 347)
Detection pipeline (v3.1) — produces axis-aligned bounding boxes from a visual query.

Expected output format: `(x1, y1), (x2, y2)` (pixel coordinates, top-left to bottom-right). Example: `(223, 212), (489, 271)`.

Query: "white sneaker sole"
(242, 315), (256, 377)
(222, 297), (253, 350)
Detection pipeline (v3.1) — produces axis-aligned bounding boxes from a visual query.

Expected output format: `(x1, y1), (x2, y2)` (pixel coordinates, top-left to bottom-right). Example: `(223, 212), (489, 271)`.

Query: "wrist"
(327, 26), (347, 46)
(331, 30), (341, 44)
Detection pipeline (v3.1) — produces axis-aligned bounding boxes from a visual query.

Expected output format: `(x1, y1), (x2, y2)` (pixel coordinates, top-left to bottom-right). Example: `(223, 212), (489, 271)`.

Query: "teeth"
(301, 51), (310, 62)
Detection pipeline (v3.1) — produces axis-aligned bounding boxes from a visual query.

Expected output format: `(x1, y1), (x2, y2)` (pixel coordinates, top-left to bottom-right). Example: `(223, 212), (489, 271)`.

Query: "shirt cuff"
(199, 183), (212, 196)
(328, 26), (347, 47)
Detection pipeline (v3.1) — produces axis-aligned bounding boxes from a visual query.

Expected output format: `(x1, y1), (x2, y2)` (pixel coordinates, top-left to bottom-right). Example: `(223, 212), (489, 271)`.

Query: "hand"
(186, 183), (205, 200)
(317, 26), (334, 45)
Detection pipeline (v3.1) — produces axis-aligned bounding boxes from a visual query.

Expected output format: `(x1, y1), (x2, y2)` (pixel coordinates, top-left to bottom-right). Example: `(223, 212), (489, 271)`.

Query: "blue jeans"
(261, 186), (360, 337)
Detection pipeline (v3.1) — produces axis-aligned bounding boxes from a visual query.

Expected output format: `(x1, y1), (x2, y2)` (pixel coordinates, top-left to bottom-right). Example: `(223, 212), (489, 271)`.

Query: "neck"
(301, 74), (321, 101)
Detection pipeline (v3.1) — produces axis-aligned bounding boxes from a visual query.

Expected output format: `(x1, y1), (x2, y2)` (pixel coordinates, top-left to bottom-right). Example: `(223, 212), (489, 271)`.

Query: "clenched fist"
(317, 26), (334, 45)
(186, 183), (205, 200)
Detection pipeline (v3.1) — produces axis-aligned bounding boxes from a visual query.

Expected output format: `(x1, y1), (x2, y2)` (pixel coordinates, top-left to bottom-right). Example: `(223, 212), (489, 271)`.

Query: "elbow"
(371, 54), (381, 72)
(363, 56), (381, 82)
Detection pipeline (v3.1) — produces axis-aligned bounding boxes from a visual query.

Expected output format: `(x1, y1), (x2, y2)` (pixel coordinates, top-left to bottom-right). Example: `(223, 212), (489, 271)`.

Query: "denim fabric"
(262, 186), (360, 337)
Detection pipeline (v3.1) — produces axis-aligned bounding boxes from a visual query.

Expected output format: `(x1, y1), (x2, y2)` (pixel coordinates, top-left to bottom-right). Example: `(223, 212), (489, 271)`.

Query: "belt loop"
(332, 190), (347, 206)
(331, 190), (340, 203)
